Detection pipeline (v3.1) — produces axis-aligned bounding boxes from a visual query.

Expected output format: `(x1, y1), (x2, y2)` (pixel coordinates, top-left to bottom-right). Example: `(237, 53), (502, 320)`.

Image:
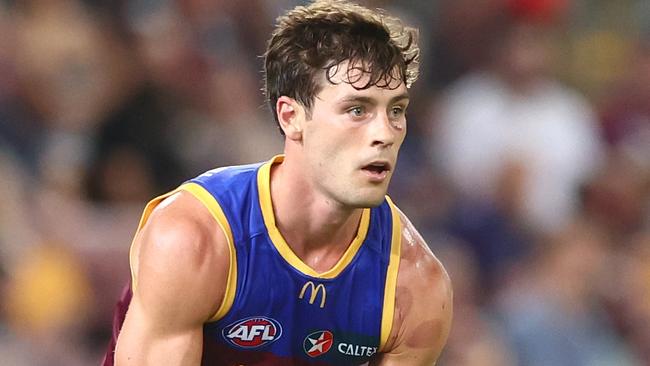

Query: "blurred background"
(0, 0), (648, 364)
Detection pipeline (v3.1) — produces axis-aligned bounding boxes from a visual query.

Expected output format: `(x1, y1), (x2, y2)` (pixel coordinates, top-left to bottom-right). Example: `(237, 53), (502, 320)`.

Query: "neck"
(269, 154), (363, 268)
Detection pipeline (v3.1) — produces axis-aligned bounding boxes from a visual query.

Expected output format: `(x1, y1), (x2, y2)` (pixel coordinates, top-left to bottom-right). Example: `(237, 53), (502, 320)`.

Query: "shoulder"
(132, 189), (230, 323)
(396, 211), (452, 304)
(137, 189), (228, 271)
(381, 207), (453, 364)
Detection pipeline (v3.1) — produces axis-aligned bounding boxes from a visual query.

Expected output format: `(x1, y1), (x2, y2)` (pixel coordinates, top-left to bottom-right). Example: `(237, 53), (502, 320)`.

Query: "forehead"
(316, 60), (408, 101)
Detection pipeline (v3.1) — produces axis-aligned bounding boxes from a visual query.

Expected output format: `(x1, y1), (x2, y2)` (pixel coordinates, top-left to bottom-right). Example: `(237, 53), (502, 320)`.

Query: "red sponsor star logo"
(303, 330), (334, 357)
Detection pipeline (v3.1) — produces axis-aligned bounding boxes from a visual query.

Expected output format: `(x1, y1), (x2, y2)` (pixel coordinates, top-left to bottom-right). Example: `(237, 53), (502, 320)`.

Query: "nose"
(370, 111), (401, 148)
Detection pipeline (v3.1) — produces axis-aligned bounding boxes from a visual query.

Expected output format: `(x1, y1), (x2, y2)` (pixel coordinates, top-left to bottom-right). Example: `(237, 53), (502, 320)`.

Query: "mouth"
(361, 161), (391, 181)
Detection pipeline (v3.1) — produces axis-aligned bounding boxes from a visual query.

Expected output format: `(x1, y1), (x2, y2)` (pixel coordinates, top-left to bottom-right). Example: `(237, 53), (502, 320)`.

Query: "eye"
(348, 106), (365, 118)
(389, 106), (405, 119)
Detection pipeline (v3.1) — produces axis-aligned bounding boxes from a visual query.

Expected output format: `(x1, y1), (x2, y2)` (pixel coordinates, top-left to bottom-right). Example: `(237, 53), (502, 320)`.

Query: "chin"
(346, 192), (386, 208)
(331, 181), (390, 208)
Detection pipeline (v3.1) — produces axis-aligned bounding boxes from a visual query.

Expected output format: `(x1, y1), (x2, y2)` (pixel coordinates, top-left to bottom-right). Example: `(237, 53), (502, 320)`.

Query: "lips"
(363, 162), (389, 173)
(361, 160), (391, 181)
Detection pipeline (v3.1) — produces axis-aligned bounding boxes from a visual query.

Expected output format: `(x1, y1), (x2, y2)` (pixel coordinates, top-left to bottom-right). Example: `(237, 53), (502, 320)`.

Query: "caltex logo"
(303, 330), (334, 357)
(222, 316), (282, 349)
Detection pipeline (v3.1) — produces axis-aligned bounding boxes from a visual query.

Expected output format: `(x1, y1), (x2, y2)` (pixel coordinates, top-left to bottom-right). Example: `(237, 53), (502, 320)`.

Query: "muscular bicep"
(373, 215), (453, 366)
(115, 192), (229, 365)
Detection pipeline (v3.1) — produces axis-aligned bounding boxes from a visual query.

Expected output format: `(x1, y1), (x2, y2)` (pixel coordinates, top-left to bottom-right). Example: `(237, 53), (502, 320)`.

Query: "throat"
(276, 208), (365, 274)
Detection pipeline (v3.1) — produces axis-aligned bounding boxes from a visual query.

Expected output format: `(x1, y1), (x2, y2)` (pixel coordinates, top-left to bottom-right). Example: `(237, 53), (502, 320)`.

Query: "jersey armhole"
(379, 196), (402, 351)
(180, 182), (238, 322)
(127, 182), (238, 323)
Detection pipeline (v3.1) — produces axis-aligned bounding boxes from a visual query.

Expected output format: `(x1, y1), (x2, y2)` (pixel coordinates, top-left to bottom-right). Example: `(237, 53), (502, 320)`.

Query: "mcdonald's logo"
(299, 281), (326, 308)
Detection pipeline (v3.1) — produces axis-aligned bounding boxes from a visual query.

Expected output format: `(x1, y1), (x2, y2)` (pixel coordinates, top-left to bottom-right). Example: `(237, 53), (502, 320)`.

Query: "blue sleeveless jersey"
(120, 155), (402, 366)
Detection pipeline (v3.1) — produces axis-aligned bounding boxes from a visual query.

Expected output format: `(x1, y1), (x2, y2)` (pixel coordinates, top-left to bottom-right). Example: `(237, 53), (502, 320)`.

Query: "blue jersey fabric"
(188, 156), (399, 365)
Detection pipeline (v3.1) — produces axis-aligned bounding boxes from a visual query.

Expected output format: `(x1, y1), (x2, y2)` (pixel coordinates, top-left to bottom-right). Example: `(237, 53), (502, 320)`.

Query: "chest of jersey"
(202, 231), (388, 365)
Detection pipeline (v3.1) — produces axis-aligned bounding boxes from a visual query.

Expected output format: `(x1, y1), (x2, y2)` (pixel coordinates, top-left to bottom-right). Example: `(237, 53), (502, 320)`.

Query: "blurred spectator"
(430, 1), (605, 288)
(12, 0), (136, 133)
(433, 3), (603, 235)
(494, 221), (642, 366)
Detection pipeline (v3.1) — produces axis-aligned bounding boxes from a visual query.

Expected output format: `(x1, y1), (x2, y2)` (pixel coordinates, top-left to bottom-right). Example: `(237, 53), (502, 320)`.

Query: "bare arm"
(373, 213), (453, 366)
(115, 191), (230, 366)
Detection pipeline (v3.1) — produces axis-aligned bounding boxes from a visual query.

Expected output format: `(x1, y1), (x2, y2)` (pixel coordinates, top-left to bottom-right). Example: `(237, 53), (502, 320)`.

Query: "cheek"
(303, 127), (341, 173)
(307, 121), (355, 155)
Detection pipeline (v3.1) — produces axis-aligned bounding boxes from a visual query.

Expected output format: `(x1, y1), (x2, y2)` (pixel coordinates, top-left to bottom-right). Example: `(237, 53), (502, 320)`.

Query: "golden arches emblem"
(299, 281), (326, 308)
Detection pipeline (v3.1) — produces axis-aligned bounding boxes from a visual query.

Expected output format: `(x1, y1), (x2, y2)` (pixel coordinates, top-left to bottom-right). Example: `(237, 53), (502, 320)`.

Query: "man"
(105, 1), (452, 365)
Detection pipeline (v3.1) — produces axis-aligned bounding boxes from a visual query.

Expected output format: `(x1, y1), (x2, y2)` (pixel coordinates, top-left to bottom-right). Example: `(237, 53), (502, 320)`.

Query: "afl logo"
(222, 316), (282, 349)
(303, 330), (334, 357)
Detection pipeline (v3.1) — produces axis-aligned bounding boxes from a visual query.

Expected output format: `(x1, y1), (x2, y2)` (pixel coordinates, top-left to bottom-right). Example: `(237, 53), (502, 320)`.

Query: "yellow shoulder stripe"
(380, 196), (402, 351)
(180, 183), (237, 322)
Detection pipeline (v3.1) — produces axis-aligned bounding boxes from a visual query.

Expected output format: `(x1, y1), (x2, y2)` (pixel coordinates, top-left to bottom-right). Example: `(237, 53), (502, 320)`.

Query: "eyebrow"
(338, 92), (410, 105)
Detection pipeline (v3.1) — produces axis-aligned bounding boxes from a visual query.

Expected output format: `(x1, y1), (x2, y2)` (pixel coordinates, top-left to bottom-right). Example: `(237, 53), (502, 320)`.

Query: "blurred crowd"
(0, 0), (648, 365)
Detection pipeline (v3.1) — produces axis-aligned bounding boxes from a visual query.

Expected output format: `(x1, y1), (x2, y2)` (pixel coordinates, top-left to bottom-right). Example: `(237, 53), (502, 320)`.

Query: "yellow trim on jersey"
(129, 189), (181, 293)
(180, 183), (237, 322)
(257, 155), (370, 279)
(128, 183), (237, 323)
(380, 196), (402, 351)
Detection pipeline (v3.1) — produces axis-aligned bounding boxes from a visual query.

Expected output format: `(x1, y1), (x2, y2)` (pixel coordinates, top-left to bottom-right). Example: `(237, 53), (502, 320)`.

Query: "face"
(300, 62), (409, 208)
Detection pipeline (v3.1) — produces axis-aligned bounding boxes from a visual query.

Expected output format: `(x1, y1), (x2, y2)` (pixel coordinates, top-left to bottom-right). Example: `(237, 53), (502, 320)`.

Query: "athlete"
(105, 1), (452, 365)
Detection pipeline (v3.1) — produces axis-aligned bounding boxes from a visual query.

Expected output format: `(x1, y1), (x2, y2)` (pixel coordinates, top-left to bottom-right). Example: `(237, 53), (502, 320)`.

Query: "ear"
(276, 96), (305, 141)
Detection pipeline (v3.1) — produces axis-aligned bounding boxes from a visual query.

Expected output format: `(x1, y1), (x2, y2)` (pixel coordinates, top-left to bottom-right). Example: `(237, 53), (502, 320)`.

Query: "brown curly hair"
(264, 0), (419, 132)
